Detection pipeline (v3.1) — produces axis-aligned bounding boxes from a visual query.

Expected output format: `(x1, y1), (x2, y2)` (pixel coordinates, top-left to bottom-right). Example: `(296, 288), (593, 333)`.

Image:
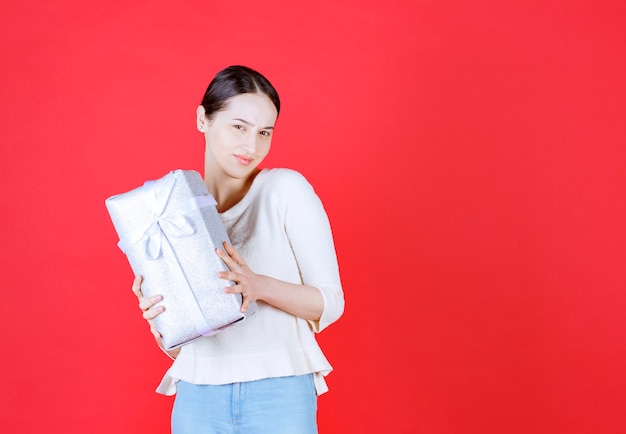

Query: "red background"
(1, 1), (625, 433)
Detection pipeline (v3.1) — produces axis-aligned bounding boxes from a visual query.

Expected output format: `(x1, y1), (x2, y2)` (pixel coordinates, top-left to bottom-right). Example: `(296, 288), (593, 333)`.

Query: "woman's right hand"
(131, 275), (179, 359)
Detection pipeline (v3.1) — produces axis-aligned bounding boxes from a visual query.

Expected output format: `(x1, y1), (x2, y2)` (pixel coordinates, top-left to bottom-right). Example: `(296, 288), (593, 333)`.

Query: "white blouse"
(156, 168), (344, 395)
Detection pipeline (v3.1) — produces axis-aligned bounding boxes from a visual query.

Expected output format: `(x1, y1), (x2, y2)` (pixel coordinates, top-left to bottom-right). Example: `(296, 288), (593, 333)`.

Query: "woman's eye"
(260, 131), (271, 137)
(234, 124), (244, 130)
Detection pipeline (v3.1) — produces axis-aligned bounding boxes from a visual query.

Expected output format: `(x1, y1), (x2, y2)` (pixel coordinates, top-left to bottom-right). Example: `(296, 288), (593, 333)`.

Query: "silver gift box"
(105, 169), (254, 350)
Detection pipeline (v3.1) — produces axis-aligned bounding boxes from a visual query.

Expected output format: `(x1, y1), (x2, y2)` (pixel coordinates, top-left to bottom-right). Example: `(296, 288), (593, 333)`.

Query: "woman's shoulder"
(260, 168), (313, 190)
(257, 168), (317, 203)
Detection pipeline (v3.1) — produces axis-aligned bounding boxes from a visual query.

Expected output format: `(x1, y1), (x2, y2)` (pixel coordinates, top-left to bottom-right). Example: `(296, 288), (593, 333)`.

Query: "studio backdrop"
(1, 1), (625, 433)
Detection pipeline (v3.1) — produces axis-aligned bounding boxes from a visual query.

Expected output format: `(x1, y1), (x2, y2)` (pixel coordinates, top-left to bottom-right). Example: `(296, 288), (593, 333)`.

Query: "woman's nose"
(241, 133), (258, 153)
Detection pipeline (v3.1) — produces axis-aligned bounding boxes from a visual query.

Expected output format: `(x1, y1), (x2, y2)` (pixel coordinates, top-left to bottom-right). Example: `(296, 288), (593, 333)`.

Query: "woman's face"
(198, 92), (278, 181)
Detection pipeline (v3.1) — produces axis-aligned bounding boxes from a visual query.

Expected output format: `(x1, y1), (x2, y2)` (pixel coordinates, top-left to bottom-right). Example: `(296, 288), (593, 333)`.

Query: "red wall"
(1, 1), (625, 433)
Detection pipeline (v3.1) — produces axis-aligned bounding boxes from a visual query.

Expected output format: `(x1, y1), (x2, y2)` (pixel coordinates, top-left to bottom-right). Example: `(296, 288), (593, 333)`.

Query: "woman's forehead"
(219, 93), (278, 124)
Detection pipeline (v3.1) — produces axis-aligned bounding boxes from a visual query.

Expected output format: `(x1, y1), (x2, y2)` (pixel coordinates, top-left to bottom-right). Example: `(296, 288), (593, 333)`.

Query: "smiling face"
(198, 92), (278, 182)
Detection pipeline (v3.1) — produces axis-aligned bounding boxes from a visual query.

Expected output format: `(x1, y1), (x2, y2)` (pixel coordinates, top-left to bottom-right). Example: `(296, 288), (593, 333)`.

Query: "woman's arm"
(217, 243), (324, 320)
(217, 170), (344, 330)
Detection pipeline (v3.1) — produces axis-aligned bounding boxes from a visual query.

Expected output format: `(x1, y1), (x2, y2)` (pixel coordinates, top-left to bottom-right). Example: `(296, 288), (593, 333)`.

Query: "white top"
(156, 168), (345, 396)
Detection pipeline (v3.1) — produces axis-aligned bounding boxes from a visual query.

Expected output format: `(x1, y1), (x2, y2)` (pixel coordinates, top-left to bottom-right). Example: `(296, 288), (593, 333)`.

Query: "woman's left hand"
(216, 242), (269, 313)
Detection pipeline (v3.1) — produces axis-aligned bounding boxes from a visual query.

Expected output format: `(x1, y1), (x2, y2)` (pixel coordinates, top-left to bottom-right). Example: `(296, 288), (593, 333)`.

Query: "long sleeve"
(277, 170), (345, 332)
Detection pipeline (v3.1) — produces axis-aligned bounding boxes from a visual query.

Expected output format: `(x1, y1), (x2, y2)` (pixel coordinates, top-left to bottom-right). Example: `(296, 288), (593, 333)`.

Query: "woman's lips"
(234, 155), (253, 166)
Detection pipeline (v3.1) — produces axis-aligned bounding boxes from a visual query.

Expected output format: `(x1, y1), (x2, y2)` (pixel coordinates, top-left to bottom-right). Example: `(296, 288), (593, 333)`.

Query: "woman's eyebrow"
(233, 118), (274, 129)
(233, 118), (254, 126)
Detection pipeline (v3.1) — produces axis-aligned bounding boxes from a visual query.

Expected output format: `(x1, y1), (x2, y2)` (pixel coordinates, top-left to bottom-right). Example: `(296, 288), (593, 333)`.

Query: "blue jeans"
(171, 374), (318, 434)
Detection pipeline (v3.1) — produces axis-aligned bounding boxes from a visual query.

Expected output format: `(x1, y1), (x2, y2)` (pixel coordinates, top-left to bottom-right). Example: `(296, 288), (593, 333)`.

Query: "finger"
(216, 247), (237, 269)
(223, 242), (246, 266)
(149, 321), (162, 339)
(143, 304), (165, 320)
(218, 271), (239, 282)
(139, 294), (163, 311)
(223, 283), (236, 294)
(240, 296), (250, 313)
(132, 275), (144, 298)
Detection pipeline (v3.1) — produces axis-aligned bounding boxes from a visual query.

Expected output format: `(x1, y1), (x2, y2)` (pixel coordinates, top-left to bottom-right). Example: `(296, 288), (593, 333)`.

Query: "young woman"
(132, 65), (344, 434)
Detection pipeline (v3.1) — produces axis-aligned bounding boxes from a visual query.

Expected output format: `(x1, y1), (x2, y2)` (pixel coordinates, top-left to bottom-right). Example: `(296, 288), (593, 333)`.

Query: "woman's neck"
(203, 168), (260, 213)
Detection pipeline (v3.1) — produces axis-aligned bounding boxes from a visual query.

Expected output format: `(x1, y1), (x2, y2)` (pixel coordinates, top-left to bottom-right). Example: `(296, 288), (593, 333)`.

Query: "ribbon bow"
(118, 173), (216, 256)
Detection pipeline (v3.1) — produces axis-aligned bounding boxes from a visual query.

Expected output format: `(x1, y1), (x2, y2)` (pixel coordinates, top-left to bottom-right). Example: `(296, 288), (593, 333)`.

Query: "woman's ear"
(196, 105), (208, 132)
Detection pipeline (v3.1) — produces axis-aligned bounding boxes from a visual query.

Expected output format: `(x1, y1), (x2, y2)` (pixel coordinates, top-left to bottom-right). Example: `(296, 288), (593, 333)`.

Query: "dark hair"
(200, 65), (280, 120)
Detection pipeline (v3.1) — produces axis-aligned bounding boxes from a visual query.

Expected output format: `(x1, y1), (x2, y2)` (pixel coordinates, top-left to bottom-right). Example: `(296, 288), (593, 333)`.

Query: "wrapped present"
(105, 170), (255, 350)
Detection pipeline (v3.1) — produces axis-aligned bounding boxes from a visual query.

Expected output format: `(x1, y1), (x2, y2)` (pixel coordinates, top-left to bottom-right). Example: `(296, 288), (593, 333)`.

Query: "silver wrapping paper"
(105, 170), (254, 350)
